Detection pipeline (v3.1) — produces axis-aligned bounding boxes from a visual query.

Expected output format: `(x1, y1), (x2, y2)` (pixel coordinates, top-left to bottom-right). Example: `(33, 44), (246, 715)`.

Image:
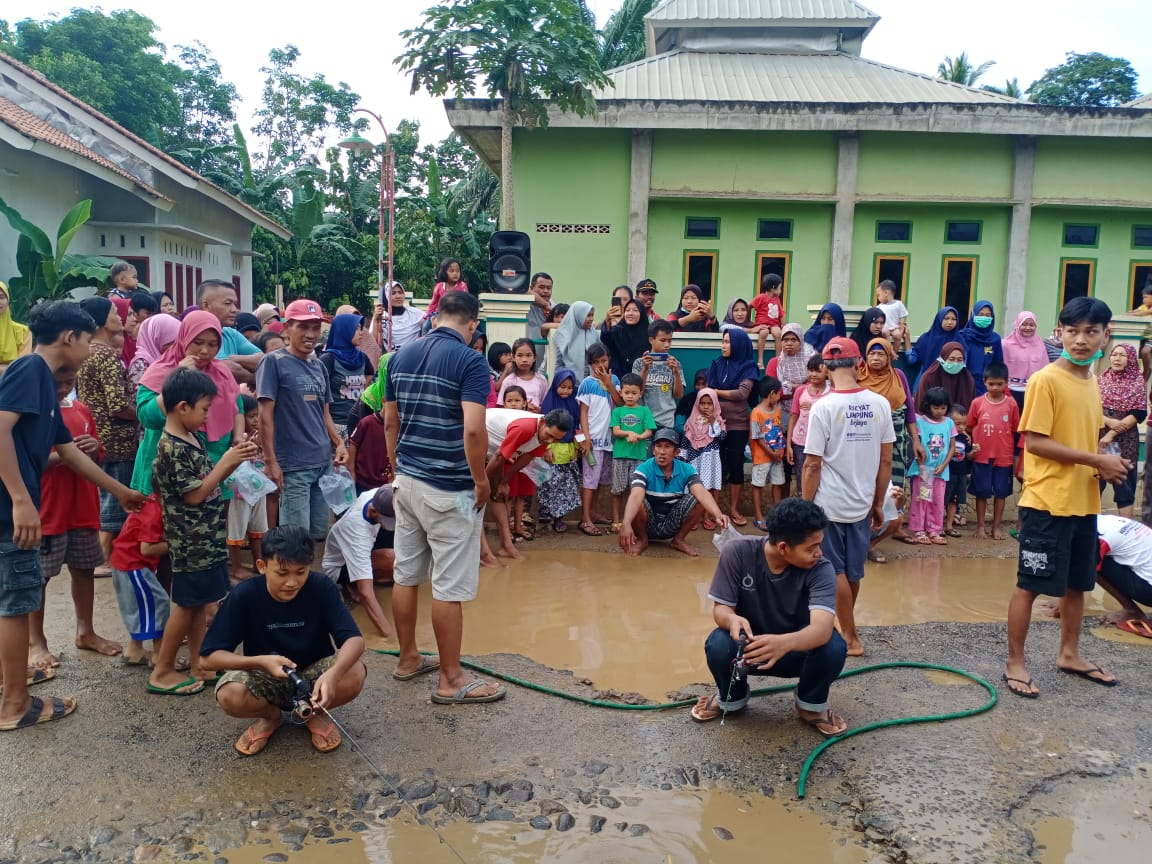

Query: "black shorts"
(171, 562), (230, 608)
(720, 430), (750, 486)
(1099, 557), (1152, 607)
(1015, 508), (1097, 598)
(944, 474), (969, 507)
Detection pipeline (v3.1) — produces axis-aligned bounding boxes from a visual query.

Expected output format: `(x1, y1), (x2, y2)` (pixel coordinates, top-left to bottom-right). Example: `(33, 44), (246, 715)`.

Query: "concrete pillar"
(627, 130), (653, 287)
(829, 133), (859, 306)
(1003, 137), (1036, 323)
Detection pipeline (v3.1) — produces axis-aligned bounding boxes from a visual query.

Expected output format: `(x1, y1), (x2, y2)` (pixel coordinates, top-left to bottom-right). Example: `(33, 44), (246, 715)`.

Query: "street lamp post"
(339, 109), (395, 351)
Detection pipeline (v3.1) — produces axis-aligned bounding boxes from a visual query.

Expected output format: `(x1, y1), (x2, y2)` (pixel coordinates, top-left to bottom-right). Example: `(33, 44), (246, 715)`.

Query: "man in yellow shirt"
(1004, 297), (1131, 698)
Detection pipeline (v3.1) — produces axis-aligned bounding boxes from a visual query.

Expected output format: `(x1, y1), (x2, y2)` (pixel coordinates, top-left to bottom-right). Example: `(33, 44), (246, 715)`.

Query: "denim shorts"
(0, 538), (46, 617)
(279, 465), (333, 540)
(820, 516), (872, 583)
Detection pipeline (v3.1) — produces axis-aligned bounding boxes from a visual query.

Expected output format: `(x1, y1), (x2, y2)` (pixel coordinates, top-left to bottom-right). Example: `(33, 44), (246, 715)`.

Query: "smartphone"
(611, 297), (623, 308)
(648, 352), (669, 362)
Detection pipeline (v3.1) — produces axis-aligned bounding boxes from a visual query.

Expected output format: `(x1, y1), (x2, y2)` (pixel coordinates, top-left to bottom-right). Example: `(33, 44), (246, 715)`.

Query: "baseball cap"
(652, 427), (679, 446)
(636, 278), (658, 294)
(233, 312), (261, 334)
(821, 337), (861, 361)
(283, 299), (323, 322)
(370, 486), (396, 530)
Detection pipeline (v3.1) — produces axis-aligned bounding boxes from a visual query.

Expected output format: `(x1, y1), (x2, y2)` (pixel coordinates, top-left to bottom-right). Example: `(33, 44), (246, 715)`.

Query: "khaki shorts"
(215, 655), (336, 710)
(392, 474), (482, 602)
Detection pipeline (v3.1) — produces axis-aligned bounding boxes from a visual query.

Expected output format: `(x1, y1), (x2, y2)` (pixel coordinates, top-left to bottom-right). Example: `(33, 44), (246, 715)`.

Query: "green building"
(447, 0), (1152, 333)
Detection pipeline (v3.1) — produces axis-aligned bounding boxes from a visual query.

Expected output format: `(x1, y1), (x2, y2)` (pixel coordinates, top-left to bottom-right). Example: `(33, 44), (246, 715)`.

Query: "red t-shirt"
(40, 398), (101, 535)
(110, 498), (165, 571)
(499, 417), (548, 461)
(349, 411), (392, 489)
(750, 293), (783, 329)
(969, 394), (1020, 467)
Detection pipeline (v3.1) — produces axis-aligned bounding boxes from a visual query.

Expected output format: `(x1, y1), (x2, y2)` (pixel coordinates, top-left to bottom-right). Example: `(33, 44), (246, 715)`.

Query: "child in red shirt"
(32, 368), (119, 670)
(348, 409), (393, 495)
(110, 498), (170, 665)
(968, 363), (1019, 540)
(750, 273), (785, 368)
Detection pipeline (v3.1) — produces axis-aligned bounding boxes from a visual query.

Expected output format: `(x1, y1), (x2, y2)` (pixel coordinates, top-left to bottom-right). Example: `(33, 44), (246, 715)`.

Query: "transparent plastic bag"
(524, 457), (553, 486)
(917, 466), (933, 502)
(226, 460), (276, 506)
(712, 522), (743, 555)
(319, 466), (356, 514)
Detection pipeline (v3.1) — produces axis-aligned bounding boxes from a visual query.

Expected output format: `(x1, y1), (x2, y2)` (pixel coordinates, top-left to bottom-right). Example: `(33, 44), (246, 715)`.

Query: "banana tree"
(0, 196), (122, 317)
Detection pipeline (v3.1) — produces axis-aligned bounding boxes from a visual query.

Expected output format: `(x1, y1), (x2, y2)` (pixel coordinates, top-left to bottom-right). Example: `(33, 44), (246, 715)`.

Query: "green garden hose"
(373, 650), (997, 798)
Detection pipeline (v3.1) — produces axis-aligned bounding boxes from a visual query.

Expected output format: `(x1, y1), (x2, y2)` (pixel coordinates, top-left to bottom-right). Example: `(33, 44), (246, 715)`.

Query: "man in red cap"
(257, 299), (349, 546)
(801, 337), (894, 658)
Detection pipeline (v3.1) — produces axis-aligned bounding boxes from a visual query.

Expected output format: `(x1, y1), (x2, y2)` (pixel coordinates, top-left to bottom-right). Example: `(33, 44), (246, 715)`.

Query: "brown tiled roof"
(0, 95), (171, 202)
(0, 51), (289, 237)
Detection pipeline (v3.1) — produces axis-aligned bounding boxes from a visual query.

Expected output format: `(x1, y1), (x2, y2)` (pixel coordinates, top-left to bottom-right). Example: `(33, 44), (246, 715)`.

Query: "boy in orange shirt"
(968, 362), (1019, 540)
(749, 376), (787, 531)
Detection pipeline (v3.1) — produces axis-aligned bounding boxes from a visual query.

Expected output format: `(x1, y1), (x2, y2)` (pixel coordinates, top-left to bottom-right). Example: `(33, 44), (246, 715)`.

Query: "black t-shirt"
(707, 537), (837, 636)
(0, 354), (72, 529)
(200, 572), (361, 669)
(950, 432), (973, 477)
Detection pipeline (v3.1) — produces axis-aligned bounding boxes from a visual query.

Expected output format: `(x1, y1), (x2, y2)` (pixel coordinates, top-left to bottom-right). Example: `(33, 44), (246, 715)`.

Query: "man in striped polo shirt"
(384, 291), (505, 704)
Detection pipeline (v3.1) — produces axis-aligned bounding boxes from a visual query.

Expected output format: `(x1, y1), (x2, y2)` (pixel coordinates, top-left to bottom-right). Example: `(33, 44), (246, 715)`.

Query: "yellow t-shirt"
(1018, 363), (1103, 517)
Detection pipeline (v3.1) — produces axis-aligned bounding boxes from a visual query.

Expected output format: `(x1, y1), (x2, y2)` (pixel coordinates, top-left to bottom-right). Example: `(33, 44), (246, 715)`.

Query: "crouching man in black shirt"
(201, 525), (366, 756)
(690, 498), (849, 736)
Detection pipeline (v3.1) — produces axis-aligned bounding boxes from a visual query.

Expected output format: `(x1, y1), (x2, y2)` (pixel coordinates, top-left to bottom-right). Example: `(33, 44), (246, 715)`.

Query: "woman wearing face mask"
(915, 342), (976, 410)
(958, 300), (1004, 396)
(1097, 344), (1146, 519)
(1001, 311), (1051, 412)
(908, 306), (960, 390)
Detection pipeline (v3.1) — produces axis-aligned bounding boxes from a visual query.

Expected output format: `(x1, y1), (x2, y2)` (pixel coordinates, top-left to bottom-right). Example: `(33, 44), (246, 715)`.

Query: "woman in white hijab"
(551, 300), (599, 378)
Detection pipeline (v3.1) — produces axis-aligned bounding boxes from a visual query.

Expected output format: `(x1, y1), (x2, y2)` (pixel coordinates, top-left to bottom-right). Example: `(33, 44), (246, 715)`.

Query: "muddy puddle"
(355, 551), (1121, 699)
(216, 788), (867, 863)
(1029, 773), (1152, 863)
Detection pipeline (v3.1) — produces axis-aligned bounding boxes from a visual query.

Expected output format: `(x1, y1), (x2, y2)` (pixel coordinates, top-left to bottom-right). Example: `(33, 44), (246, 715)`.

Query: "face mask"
(1060, 349), (1103, 367)
(972, 315), (993, 329)
(940, 360), (965, 375)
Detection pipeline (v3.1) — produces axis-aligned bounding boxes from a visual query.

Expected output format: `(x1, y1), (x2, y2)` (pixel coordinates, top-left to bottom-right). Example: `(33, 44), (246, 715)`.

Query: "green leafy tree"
(937, 52), (995, 87)
(1027, 52), (1139, 107)
(164, 41), (239, 168)
(597, 0), (656, 69)
(398, 0), (610, 230)
(0, 197), (122, 317)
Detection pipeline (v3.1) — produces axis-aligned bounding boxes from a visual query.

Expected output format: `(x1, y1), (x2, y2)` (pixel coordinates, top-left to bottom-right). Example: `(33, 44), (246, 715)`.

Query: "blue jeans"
(704, 627), (847, 713)
(280, 465), (332, 540)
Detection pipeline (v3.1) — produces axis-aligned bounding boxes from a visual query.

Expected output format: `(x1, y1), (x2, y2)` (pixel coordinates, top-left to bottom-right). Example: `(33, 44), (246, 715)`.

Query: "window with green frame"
(945, 221), (982, 243)
(685, 217), (719, 239)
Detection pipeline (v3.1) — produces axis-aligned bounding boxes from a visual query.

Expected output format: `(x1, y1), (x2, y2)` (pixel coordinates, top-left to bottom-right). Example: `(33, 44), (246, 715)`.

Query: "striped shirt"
(385, 328), (490, 491)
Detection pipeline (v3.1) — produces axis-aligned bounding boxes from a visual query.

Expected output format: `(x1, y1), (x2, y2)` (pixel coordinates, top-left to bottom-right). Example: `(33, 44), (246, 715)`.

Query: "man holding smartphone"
(525, 273), (553, 341)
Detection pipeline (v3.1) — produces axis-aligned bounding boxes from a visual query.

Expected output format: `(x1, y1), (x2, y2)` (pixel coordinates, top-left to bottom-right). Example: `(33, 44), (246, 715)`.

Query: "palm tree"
(397, 0), (609, 231)
(983, 78), (1024, 99)
(938, 52), (996, 87)
(598, 0), (657, 69)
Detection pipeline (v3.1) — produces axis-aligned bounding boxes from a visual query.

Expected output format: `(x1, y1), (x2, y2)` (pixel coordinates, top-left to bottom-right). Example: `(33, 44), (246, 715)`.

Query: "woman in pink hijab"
(1001, 310), (1050, 412)
(130, 311), (244, 495)
(127, 313), (182, 389)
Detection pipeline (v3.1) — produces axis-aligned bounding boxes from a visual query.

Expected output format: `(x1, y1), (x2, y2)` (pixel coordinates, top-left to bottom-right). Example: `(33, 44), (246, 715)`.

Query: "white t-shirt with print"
(577, 375), (620, 451)
(322, 489), (381, 584)
(1097, 515), (1152, 588)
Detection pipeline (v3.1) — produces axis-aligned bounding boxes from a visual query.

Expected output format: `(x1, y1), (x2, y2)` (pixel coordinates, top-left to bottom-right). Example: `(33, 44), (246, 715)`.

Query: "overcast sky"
(7, 0), (1151, 147)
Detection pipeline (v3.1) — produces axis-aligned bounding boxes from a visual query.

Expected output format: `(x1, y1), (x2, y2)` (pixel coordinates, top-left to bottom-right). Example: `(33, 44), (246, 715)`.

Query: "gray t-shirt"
(256, 349), (333, 471)
(525, 303), (547, 341)
(707, 537), (837, 635)
(632, 357), (686, 430)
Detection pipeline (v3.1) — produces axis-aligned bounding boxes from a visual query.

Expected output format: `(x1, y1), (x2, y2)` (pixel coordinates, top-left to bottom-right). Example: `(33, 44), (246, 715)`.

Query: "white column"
(829, 133), (859, 306)
(1003, 137), (1035, 323)
(627, 130), (653, 287)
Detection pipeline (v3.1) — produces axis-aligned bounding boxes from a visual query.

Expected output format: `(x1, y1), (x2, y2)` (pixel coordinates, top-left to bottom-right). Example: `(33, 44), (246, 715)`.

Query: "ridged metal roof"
(646, 0), (879, 24)
(1128, 93), (1152, 108)
(597, 50), (1025, 104)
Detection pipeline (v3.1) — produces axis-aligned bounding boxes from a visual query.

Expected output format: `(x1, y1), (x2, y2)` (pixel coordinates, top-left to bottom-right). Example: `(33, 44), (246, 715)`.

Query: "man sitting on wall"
(619, 428), (728, 558)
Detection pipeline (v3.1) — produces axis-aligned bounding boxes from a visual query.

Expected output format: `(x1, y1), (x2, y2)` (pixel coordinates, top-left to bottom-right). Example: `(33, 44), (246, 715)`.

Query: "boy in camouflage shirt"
(146, 368), (256, 696)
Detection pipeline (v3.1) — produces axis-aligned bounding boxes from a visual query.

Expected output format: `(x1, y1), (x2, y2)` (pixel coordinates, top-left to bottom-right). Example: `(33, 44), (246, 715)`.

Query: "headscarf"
(111, 296), (136, 366)
(603, 299), (650, 378)
(672, 285), (715, 332)
(360, 353), (391, 414)
(912, 306), (959, 382)
(721, 298), (749, 332)
(324, 313), (366, 369)
(1001, 311), (1050, 390)
(803, 303), (846, 352)
(850, 307), (887, 357)
(707, 328), (760, 391)
(0, 281), (29, 363)
(180, 304), (201, 321)
(128, 313), (181, 386)
(774, 323), (813, 394)
(540, 368), (580, 442)
(254, 303), (280, 325)
(1098, 344), (1147, 414)
(138, 311), (240, 441)
(233, 312), (261, 335)
(859, 338), (906, 410)
(958, 300), (1003, 392)
(915, 341), (975, 410)
(552, 300), (598, 374)
(684, 387), (725, 449)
